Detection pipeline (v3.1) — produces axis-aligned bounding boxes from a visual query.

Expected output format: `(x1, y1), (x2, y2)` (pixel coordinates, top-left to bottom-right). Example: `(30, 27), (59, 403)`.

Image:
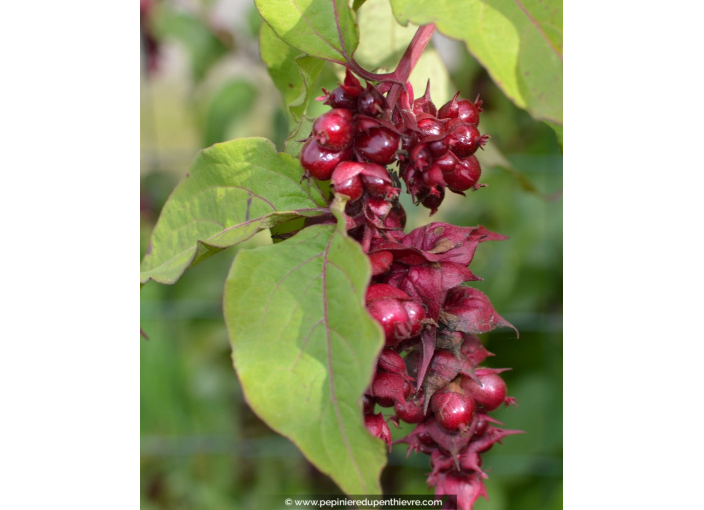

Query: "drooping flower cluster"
(300, 71), (519, 510)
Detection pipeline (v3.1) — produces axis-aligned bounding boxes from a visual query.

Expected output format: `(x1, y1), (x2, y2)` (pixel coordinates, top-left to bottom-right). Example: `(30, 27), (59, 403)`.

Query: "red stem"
(384, 24), (436, 114)
(348, 23), (436, 113)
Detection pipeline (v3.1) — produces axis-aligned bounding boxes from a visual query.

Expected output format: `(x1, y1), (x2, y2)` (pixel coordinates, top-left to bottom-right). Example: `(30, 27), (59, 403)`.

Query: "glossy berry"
(367, 299), (410, 346)
(448, 121), (482, 158)
(430, 389), (476, 432)
(428, 137), (450, 159)
(443, 155), (481, 192)
(439, 98), (481, 126)
(455, 99), (481, 126)
(326, 86), (358, 110)
(312, 108), (354, 150)
(333, 174), (363, 201)
(437, 95), (460, 120)
(300, 139), (352, 181)
(359, 167), (396, 199)
(461, 373), (507, 411)
(366, 284), (425, 345)
(358, 86), (385, 116)
(355, 127), (400, 165)
(417, 117), (443, 137)
(471, 413), (490, 438)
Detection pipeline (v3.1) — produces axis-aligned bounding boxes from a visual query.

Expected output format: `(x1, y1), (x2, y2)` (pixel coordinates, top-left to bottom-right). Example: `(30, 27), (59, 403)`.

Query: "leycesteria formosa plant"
(140, 1), (563, 508)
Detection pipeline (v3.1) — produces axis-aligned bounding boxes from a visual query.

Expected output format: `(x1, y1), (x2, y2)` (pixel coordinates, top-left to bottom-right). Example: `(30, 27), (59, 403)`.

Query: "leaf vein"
(513, 0), (563, 60)
(321, 233), (367, 492)
(290, 0), (347, 60)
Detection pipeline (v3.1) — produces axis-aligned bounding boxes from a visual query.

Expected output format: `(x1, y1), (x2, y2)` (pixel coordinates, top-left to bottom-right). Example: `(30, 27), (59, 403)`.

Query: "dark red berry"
(401, 131), (421, 152)
(428, 137), (450, 159)
(327, 86), (358, 110)
(367, 299), (410, 346)
(433, 151), (458, 173)
(312, 108), (354, 150)
(358, 86), (385, 116)
(443, 155), (481, 192)
(439, 97), (482, 126)
(332, 174), (363, 201)
(430, 389), (476, 432)
(437, 94), (460, 120)
(472, 413), (490, 438)
(421, 187), (445, 215)
(455, 99), (481, 126)
(366, 284), (423, 345)
(394, 395), (429, 423)
(448, 121), (482, 158)
(300, 139), (353, 181)
(358, 166), (396, 198)
(355, 127), (400, 165)
(418, 117), (443, 137)
(461, 373), (507, 411)
(412, 81), (437, 116)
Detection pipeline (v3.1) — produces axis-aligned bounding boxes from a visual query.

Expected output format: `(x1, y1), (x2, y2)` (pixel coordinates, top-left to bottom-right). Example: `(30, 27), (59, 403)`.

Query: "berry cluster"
(397, 83), (489, 215)
(362, 226), (521, 510)
(300, 71), (518, 510)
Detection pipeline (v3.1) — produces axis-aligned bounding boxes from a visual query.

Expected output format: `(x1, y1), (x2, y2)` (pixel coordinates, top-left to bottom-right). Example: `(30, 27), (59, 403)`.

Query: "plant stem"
(384, 24), (436, 113)
(348, 23), (436, 111)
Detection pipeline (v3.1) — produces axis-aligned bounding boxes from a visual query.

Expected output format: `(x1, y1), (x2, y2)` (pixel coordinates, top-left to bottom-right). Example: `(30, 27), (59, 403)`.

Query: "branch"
(384, 24), (436, 113)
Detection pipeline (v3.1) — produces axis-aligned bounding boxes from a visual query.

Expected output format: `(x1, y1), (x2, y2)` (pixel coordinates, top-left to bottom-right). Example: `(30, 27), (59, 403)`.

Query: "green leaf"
(259, 23), (325, 128)
(254, 0), (359, 64)
(389, 0), (563, 125)
(151, 6), (228, 81)
(283, 115), (314, 158)
(544, 121), (563, 152)
(202, 79), (257, 147)
(224, 224), (386, 495)
(140, 138), (328, 285)
(354, 0), (413, 72)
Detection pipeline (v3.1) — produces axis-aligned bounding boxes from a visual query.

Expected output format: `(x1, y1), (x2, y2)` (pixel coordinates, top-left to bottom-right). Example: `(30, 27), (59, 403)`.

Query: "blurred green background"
(140, 1), (562, 509)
